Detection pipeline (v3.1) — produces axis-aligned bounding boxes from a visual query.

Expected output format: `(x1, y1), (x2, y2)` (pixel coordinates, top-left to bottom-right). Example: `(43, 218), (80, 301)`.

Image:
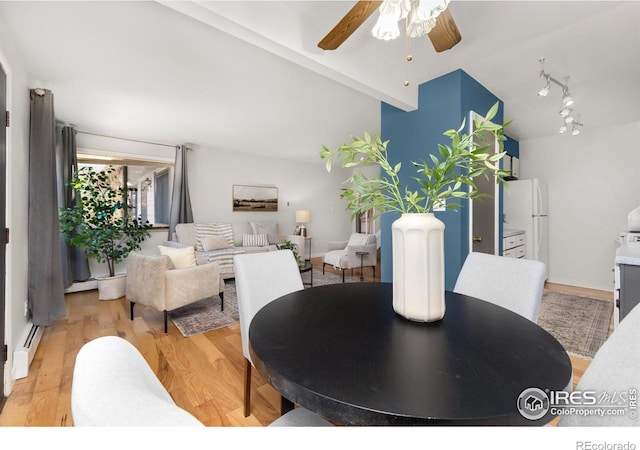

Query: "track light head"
(562, 93), (574, 107)
(571, 116), (582, 135)
(564, 115), (575, 124)
(559, 107), (572, 117)
(538, 76), (551, 97)
(559, 125), (567, 134)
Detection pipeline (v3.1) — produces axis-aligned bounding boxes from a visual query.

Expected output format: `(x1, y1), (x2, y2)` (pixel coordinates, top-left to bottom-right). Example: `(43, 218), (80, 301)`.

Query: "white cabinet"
(502, 230), (525, 258)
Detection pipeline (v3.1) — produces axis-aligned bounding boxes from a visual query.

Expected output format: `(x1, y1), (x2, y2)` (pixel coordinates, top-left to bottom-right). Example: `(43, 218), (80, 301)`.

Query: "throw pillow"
(249, 221), (280, 245)
(194, 223), (234, 252)
(242, 233), (269, 247)
(158, 245), (197, 269)
(201, 235), (232, 252)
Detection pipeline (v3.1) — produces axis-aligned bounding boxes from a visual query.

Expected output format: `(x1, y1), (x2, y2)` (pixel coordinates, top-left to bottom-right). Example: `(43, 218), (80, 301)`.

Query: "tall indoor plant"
(320, 102), (510, 321)
(60, 165), (152, 300)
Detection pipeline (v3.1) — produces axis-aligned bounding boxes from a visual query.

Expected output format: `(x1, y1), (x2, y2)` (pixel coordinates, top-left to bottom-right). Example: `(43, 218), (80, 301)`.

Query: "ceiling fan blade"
(318, 1), (382, 50)
(427, 9), (461, 52)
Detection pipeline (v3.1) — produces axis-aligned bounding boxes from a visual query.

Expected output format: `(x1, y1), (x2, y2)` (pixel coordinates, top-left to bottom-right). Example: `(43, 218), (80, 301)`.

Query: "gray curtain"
(57, 125), (91, 288)
(28, 89), (66, 325)
(168, 145), (193, 240)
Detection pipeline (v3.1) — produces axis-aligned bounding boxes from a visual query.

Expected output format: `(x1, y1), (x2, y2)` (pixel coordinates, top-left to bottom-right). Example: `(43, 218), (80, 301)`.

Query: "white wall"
(188, 145), (354, 256)
(519, 121), (640, 291)
(1, 10), (31, 393)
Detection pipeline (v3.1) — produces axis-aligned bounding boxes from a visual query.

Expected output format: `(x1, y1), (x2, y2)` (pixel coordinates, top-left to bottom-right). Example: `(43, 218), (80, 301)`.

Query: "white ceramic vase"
(96, 273), (127, 300)
(392, 213), (445, 322)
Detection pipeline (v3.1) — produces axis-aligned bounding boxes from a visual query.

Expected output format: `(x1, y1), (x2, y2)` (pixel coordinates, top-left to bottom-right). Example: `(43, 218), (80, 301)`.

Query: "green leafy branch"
(320, 102), (511, 220)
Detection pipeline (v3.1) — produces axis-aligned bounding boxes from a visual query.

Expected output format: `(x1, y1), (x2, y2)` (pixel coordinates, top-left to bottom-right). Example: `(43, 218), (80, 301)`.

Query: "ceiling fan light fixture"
(559, 125), (567, 134)
(406, 0), (449, 37)
(572, 126), (581, 136)
(373, 0), (451, 40)
(372, 0), (406, 40)
(564, 115), (574, 124)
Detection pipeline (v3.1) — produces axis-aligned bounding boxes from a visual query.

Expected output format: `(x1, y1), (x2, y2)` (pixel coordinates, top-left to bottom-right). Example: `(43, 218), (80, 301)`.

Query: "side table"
(355, 251), (369, 282)
(299, 261), (313, 287)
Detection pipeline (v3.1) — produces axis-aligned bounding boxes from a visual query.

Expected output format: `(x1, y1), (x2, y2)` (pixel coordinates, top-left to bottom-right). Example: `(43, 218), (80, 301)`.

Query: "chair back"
(453, 252), (546, 322)
(558, 304), (640, 426)
(71, 336), (203, 426)
(234, 250), (304, 363)
(347, 233), (377, 248)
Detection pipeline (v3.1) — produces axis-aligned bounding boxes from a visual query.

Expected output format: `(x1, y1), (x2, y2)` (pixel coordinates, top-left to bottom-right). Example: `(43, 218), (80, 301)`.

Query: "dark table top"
(249, 282), (572, 426)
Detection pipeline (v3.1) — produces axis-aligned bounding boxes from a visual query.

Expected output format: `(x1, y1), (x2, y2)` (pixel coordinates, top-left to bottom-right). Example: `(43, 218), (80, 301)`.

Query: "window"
(77, 154), (174, 228)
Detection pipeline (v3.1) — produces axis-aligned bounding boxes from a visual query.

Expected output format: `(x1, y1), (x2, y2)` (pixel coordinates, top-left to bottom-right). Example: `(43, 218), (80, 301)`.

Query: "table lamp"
(296, 210), (310, 237)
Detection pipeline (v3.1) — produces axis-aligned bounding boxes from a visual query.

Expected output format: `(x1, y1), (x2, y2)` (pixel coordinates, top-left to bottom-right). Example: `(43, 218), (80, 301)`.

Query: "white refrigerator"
(503, 178), (549, 279)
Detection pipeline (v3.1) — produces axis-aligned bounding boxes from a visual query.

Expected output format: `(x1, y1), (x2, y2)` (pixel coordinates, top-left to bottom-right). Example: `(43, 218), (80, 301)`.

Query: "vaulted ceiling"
(2, 1), (639, 163)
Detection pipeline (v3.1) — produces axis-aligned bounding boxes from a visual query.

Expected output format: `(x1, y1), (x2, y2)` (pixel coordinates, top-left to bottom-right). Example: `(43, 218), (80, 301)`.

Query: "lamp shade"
(296, 210), (311, 223)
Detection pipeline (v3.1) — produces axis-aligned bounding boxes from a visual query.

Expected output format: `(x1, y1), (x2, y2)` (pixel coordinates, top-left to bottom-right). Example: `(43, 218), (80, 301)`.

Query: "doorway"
(470, 111), (500, 255)
(1, 63), (7, 411)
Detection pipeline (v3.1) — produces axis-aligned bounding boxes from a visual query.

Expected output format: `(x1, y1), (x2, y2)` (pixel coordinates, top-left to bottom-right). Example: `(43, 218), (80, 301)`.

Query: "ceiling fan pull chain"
(404, 23), (413, 87)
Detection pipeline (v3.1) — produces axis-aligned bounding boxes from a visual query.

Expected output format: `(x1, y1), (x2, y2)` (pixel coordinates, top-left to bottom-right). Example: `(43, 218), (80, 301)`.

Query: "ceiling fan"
(318, 0), (461, 52)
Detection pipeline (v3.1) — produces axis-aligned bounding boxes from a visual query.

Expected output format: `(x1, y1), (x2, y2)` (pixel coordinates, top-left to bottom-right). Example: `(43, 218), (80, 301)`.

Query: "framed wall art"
(232, 184), (278, 212)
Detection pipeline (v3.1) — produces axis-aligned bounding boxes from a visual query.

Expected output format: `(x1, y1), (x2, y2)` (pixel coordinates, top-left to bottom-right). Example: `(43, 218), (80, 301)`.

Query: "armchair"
(323, 233), (377, 282)
(126, 252), (225, 333)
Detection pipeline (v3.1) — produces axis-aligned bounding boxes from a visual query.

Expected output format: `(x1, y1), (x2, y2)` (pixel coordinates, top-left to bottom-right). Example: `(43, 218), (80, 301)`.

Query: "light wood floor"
(0, 258), (613, 427)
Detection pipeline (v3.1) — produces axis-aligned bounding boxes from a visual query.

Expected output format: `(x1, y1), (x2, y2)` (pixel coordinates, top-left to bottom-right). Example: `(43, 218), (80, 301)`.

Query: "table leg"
(281, 396), (294, 415)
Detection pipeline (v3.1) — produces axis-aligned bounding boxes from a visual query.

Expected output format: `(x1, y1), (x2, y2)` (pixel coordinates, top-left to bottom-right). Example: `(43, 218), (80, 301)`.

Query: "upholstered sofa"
(173, 222), (304, 279)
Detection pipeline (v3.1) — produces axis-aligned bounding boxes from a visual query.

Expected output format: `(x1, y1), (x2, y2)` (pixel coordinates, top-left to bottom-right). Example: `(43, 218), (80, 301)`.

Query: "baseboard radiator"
(13, 322), (44, 379)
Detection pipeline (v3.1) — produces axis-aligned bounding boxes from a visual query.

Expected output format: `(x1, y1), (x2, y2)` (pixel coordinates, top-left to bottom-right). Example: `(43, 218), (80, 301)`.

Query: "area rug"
(168, 269), (355, 336)
(170, 271), (614, 359)
(538, 290), (613, 360)
(168, 295), (238, 337)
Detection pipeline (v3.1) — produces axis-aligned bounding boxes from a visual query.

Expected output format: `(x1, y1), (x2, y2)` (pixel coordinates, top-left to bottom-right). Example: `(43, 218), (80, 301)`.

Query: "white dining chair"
(72, 334), (332, 427)
(71, 336), (204, 427)
(453, 251), (546, 322)
(235, 249), (331, 426)
(557, 303), (639, 427)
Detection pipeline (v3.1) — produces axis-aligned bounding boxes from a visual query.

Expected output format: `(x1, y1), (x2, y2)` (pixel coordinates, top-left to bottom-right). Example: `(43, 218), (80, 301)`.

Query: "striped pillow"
(242, 233), (269, 247)
(194, 223), (234, 252)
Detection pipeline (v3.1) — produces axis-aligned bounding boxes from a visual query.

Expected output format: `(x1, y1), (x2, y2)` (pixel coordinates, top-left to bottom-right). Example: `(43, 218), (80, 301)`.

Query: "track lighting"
(538, 58), (583, 136)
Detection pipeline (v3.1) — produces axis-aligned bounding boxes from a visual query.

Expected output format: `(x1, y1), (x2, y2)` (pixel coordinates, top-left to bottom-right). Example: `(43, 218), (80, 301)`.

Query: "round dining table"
(249, 282), (572, 426)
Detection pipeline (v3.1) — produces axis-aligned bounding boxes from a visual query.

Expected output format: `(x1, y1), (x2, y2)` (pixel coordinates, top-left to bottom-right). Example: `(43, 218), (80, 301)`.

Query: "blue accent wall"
(380, 69), (504, 289)
(504, 135), (519, 158)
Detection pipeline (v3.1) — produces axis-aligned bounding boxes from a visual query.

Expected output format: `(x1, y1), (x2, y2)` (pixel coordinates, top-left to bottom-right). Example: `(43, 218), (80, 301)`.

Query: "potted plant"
(277, 239), (304, 267)
(59, 165), (152, 300)
(320, 102), (510, 322)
